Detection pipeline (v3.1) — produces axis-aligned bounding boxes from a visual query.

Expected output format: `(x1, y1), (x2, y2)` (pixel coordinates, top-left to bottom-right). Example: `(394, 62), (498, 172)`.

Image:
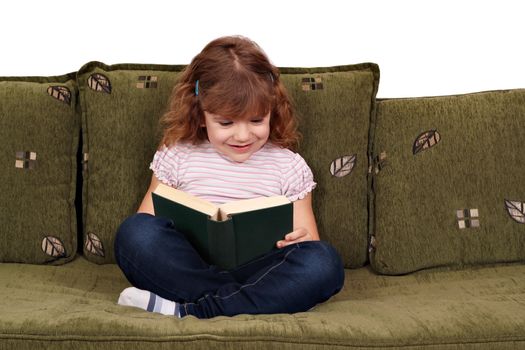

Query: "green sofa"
(1, 61), (524, 349)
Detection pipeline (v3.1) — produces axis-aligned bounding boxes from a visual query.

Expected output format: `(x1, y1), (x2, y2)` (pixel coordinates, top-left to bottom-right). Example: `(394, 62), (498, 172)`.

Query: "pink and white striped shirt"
(150, 141), (316, 204)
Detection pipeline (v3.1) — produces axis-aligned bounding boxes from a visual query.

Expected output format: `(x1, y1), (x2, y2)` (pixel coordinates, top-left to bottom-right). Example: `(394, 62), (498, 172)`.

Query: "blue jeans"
(114, 213), (345, 319)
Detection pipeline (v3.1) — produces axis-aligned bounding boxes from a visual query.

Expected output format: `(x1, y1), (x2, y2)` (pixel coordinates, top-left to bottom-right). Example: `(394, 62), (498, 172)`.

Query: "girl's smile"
(228, 143), (253, 152)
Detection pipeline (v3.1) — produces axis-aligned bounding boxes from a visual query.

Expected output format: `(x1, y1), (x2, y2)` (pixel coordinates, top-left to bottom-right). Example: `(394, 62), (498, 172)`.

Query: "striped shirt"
(150, 141), (316, 204)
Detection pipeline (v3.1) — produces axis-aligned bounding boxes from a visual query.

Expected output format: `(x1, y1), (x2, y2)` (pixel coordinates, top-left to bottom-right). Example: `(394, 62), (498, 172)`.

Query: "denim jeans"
(114, 213), (345, 319)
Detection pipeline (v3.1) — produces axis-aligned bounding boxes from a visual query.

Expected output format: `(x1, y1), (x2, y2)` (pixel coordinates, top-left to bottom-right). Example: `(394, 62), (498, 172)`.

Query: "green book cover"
(151, 183), (293, 269)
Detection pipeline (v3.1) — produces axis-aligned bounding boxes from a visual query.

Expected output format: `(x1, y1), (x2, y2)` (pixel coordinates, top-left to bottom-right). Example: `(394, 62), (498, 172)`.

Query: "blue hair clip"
(195, 80), (199, 96)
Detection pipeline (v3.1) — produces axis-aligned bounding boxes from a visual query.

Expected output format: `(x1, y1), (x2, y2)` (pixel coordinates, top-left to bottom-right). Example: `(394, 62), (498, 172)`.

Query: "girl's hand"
(276, 227), (315, 249)
(276, 193), (320, 249)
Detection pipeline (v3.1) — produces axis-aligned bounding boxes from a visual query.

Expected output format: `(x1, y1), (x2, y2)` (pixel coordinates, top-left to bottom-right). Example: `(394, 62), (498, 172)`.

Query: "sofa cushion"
(281, 64), (379, 268)
(1, 257), (524, 348)
(0, 74), (79, 264)
(78, 61), (379, 267)
(77, 62), (185, 263)
(371, 90), (525, 275)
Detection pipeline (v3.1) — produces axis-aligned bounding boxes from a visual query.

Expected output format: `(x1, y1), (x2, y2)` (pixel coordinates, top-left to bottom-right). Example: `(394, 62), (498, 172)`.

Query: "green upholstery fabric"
(78, 61), (379, 267)
(1, 257), (524, 349)
(371, 90), (525, 275)
(282, 64), (379, 268)
(0, 74), (79, 264)
(78, 62), (185, 263)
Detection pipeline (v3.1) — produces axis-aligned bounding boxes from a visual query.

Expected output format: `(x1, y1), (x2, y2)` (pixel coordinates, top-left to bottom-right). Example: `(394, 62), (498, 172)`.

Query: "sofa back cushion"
(0, 74), (80, 264)
(281, 64), (379, 268)
(78, 62), (183, 263)
(370, 90), (525, 275)
(78, 61), (379, 267)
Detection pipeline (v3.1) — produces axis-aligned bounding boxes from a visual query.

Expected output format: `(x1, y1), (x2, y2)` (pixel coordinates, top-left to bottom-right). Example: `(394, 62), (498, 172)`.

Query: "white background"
(1, 0), (524, 98)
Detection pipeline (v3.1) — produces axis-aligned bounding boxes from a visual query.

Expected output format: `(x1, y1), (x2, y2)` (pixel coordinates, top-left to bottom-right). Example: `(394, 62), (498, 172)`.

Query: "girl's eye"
(251, 118), (264, 124)
(218, 121), (233, 126)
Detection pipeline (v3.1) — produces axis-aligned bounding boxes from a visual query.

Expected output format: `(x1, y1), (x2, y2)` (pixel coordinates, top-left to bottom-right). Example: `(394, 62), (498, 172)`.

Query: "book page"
(153, 183), (219, 220)
(218, 196), (290, 220)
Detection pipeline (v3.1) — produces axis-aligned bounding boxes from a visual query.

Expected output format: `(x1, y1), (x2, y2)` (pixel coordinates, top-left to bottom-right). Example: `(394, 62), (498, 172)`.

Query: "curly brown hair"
(159, 36), (301, 151)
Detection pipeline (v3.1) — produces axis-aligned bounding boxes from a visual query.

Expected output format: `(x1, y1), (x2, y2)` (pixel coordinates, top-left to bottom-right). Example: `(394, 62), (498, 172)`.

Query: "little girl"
(114, 36), (345, 319)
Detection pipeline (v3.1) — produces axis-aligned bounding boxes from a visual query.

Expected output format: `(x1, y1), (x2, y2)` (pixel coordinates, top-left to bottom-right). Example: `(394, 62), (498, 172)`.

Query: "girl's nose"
(234, 123), (251, 141)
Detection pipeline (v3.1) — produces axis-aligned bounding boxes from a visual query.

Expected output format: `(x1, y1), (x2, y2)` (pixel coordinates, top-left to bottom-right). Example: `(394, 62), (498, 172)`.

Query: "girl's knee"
(116, 213), (149, 242)
(117, 213), (154, 232)
(302, 241), (342, 265)
(302, 241), (345, 291)
(114, 213), (158, 257)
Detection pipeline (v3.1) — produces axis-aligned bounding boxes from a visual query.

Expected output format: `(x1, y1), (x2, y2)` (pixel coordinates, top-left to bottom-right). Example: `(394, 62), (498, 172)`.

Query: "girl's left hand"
(277, 192), (320, 249)
(276, 227), (315, 249)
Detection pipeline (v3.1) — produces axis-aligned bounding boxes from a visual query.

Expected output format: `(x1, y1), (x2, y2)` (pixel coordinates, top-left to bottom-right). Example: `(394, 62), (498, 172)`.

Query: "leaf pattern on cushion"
(41, 236), (66, 258)
(87, 73), (112, 94)
(330, 155), (356, 178)
(47, 86), (71, 105)
(413, 129), (441, 155)
(505, 200), (525, 224)
(85, 232), (105, 257)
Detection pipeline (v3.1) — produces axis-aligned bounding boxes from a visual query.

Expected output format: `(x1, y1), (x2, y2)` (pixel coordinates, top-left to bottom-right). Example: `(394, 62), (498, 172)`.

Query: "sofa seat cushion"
(1, 258), (525, 349)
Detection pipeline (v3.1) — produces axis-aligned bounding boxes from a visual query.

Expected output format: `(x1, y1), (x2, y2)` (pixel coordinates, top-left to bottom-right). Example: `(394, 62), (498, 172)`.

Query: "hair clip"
(269, 73), (274, 83)
(195, 80), (199, 96)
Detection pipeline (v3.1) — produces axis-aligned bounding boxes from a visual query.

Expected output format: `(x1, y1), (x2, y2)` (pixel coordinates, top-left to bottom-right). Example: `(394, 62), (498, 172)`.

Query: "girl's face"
(203, 111), (271, 163)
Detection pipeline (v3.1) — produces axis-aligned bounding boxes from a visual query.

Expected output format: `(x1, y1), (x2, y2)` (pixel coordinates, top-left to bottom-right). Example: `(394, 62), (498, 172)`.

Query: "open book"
(152, 183), (293, 269)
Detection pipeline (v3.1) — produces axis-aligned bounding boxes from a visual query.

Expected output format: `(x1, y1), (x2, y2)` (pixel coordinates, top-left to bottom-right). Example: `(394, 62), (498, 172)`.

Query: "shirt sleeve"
(149, 144), (180, 188)
(282, 153), (317, 202)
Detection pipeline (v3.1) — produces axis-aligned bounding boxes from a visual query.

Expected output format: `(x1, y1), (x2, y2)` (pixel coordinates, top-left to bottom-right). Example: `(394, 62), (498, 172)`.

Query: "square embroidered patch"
(301, 77), (323, 91)
(456, 208), (480, 229)
(136, 76), (158, 89)
(15, 151), (37, 169)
